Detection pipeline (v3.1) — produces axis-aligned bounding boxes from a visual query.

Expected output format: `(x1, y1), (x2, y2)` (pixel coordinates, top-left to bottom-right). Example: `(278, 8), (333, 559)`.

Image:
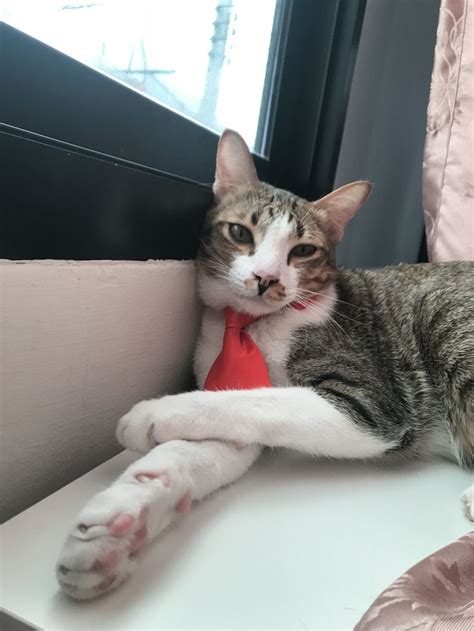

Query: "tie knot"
(224, 307), (260, 331)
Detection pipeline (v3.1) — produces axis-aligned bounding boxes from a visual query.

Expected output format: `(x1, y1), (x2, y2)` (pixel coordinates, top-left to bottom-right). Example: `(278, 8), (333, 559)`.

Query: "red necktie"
(204, 302), (309, 391)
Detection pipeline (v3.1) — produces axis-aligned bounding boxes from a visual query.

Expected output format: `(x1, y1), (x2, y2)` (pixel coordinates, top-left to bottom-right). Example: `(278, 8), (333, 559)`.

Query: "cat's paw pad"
(461, 485), (474, 521)
(56, 466), (188, 600)
(56, 500), (148, 599)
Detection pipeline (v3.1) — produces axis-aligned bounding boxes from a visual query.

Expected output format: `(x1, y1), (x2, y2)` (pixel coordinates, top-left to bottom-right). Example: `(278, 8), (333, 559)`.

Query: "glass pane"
(1, 0), (281, 153)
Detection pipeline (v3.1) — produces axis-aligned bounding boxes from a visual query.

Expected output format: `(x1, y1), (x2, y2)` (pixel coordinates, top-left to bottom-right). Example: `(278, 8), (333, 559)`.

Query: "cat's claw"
(461, 485), (474, 521)
(56, 451), (192, 600)
(116, 400), (163, 453)
(56, 488), (149, 599)
(117, 395), (218, 453)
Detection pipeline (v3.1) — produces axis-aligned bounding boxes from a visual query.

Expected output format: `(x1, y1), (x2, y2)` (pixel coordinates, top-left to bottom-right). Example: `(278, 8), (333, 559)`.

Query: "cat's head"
(197, 130), (372, 315)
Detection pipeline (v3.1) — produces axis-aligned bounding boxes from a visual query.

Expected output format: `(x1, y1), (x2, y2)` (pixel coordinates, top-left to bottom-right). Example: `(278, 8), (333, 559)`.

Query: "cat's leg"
(117, 387), (398, 458)
(461, 485), (474, 521)
(56, 440), (261, 600)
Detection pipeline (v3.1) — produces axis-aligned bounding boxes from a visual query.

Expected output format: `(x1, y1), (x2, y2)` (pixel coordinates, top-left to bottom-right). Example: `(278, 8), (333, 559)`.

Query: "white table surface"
(1, 449), (471, 630)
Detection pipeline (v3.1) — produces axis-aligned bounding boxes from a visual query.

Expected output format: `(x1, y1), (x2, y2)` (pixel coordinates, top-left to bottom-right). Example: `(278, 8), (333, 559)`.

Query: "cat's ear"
(213, 129), (259, 202)
(314, 181), (373, 244)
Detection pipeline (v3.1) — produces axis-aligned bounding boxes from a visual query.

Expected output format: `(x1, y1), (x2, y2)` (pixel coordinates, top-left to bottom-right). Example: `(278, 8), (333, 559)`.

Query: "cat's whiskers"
(296, 287), (372, 329)
(199, 242), (232, 278)
(200, 241), (229, 266)
(283, 303), (314, 353)
(289, 292), (348, 340)
(204, 258), (230, 277)
(296, 287), (362, 311)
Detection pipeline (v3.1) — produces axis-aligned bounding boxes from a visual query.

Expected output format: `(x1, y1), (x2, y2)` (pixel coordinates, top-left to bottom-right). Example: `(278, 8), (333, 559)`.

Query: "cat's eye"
(229, 223), (253, 245)
(290, 244), (317, 258)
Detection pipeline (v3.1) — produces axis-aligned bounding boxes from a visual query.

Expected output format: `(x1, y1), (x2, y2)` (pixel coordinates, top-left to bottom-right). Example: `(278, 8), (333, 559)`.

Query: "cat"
(56, 129), (473, 600)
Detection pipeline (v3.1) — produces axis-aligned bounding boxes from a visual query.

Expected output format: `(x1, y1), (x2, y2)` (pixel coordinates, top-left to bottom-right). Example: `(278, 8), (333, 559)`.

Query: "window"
(1, 1), (367, 260)
(1, 0), (280, 153)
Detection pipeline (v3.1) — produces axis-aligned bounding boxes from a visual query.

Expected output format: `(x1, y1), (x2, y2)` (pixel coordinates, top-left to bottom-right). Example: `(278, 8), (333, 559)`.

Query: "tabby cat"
(57, 130), (473, 600)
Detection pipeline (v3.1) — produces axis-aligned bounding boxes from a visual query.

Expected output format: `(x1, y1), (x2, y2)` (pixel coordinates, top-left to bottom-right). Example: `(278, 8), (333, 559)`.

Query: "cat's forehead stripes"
(199, 182), (337, 293)
(250, 210), (260, 225)
(209, 183), (329, 246)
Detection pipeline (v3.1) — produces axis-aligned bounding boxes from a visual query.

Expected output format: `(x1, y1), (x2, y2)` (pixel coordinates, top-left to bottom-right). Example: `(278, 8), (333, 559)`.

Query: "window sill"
(1, 451), (469, 629)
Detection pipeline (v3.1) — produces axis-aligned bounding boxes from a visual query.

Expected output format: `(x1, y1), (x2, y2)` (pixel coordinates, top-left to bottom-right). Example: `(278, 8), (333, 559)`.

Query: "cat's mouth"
(243, 278), (287, 304)
(235, 285), (291, 315)
(197, 273), (290, 316)
(236, 295), (288, 315)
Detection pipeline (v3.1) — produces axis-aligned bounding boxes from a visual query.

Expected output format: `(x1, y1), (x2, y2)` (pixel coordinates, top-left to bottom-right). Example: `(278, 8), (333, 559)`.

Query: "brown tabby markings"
(199, 174), (473, 468)
(198, 183), (339, 300)
(266, 282), (286, 303)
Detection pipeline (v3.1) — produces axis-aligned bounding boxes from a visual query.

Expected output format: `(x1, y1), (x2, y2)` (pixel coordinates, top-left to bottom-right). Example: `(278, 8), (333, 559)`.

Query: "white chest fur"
(193, 290), (336, 389)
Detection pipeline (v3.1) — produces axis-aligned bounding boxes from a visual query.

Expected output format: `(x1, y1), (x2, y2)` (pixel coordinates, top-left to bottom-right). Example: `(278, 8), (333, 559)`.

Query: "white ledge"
(1, 450), (470, 630)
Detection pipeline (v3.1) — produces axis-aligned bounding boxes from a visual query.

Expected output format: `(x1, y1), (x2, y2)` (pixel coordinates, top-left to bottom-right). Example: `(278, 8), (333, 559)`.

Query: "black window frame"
(0, 0), (367, 260)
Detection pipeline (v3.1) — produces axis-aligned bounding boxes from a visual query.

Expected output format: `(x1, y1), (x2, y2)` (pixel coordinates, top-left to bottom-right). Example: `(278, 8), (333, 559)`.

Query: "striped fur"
(199, 178), (473, 468)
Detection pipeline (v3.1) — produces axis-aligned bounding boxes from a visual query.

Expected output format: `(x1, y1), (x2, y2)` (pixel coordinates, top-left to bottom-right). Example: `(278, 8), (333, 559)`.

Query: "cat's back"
(337, 261), (473, 314)
(289, 261), (473, 386)
(333, 261), (473, 360)
(339, 262), (473, 464)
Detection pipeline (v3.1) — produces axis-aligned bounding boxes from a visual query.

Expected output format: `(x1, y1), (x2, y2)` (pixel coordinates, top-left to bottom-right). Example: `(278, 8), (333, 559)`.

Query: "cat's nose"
(254, 274), (279, 296)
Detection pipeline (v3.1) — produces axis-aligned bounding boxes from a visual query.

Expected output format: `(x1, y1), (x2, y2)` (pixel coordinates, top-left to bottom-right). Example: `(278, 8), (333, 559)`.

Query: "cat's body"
(196, 262), (473, 466)
(56, 131), (473, 600)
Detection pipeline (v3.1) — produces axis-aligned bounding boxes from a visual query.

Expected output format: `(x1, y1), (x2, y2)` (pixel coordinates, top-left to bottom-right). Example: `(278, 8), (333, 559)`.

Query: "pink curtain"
(355, 532), (474, 630)
(423, 0), (474, 262)
(355, 7), (474, 625)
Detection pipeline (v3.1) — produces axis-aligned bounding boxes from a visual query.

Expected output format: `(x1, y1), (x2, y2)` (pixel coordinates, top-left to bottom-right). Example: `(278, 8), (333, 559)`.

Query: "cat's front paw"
(117, 394), (208, 452)
(116, 400), (162, 453)
(56, 484), (150, 600)
(56, 448), (192, 600)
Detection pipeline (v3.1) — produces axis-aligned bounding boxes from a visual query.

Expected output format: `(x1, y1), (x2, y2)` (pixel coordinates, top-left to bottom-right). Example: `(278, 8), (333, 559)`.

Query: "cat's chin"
(197, 275), (286, 316)
(231, 295), (285, 316)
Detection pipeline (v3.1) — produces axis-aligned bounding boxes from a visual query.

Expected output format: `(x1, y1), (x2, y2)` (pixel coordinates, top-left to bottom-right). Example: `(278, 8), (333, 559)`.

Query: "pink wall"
(1, 260), (201, 521)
